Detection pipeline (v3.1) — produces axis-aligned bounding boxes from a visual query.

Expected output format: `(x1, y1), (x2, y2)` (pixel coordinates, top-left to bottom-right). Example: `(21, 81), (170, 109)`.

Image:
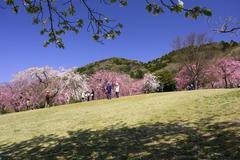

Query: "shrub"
(155, 71), (176, 91)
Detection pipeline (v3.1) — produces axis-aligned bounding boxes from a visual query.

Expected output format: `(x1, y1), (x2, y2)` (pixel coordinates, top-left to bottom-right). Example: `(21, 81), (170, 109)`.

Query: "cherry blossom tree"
(212, 58), (240, 88)
(176, 58), (240, 90)
(1, 67), (159, 113)
(173, 33), (212, 89)
(142, 74), (159, 93)
(89, 71), (159, 99)
(88, 71), (133, 99)
(0, 67), (89, 112)
(0, 83), (15, 112)
(56, 69), (89, 104)
(204, 65), (220, 88)
(175, 64), (206, 90)
(11, 66), (61, 108)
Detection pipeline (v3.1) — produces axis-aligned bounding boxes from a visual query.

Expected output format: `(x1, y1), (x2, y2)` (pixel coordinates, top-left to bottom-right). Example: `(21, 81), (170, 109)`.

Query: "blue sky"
(0, 0), (240, 82)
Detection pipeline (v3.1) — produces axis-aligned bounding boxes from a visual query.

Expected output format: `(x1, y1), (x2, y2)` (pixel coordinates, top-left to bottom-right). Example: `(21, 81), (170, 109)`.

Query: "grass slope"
(0, 89), (240, 159)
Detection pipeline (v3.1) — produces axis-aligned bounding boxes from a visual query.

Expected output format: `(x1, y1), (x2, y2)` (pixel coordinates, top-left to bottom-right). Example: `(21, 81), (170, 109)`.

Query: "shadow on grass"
(0, 118), (239, 159)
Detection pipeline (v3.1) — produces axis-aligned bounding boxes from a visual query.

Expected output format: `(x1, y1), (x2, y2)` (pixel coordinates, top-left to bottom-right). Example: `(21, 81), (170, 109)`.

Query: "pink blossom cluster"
(175, 64), (196, 90)
(207, 58), (240, 88)
(176, 58), (240, 90)
(0, 68), (159, 113)
(88, 71), (159, 99)
(0, 67), (89, 112)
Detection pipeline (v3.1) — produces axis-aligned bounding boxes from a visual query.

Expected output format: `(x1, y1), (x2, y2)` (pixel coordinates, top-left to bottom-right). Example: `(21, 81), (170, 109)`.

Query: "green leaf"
(26, 5), (41, 13)
(104, 18), (109, 23)
(70, 27), (79, 34)
(115, 30), (121, 36)
(56, 30), (65, 35)
(93, 34), (100, 41)
(56, 39), (65, 49)
(62, 11), (68, 17)
(146, 4), (152, 13)
(110, 0), (117, 3)
(203, 9), (212, 16)
(120, 0), (128, 7)
(97, 20), (103, 26)
(68, 4), (76, 15)
(42, 18), (48, 25)
(117, 23), (123, 29)
(193, 6), (201, 12)
(40, 28), (47, 35)
(175, 5), (183, 13)
(76, 19), (84, 28)
(12, 6), (19, 13)
(33, 18), (39, 24)
(43, 41), (50, 48)
(153, 5), (163, 15)
(6, 0), (14, 5)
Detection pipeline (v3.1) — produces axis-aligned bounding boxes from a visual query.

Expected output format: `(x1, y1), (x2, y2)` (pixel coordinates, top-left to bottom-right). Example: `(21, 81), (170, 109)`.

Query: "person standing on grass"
(26, 98), (31, 110)
(45, 91), (51, 107)
(45, 90), (58, 108)
(91, 89), (95, 100)
(106, 83), (112, 100)
(81, 92), (85, 102)
(86, 91), (90, 101)
(115, 83), (120, 98)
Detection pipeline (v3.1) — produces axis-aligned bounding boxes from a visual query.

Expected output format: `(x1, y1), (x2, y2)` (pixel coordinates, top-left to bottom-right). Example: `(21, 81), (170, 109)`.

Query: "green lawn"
(0, 89), (240, 159)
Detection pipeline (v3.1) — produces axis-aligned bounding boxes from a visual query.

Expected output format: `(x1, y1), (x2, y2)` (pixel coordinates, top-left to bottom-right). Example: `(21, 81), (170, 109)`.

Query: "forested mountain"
(75, 57), (148, 79)
(76, 41), (240, 77)
(146, 41), (240, 74)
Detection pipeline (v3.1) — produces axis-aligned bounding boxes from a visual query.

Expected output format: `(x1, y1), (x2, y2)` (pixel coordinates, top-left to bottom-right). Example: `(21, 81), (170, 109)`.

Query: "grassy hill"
(0, 89), (240, 159)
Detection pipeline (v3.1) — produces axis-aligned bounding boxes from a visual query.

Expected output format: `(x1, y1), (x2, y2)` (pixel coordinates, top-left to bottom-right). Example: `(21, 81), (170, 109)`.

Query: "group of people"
(105, 82), (120, 100)
(44, 82), (120, 107)
(13, 82), (121, 110)
(76, 82), (121, 102)
(79, 82), (120, 102)
(81, 89), (95, 102)
(2, 82), (121, 112)
(186, 84), (195, 90)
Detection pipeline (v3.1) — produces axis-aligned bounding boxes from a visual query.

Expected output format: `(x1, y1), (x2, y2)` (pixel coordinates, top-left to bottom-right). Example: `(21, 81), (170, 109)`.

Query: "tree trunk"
(224, 77), (228, 88)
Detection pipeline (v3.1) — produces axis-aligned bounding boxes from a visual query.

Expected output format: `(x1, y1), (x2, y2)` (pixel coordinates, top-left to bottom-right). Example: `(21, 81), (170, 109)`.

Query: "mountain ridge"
(76, 41), (240, 78)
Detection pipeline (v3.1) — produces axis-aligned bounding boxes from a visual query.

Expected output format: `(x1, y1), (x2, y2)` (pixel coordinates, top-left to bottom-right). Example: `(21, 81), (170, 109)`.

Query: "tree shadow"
(0, 119), (239, 160)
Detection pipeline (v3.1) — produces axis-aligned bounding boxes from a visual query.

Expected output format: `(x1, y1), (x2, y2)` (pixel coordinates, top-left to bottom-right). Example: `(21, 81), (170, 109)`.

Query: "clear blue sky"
(0, 0), (240, 82)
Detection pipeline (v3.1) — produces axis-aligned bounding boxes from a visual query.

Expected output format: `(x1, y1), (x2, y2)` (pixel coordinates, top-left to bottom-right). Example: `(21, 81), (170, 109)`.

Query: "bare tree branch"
(2, 0), (212, 48)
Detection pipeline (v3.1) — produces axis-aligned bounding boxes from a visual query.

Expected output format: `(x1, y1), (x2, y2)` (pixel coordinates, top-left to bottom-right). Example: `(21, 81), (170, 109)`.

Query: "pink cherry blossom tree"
(89, 71), (159, 99)
(204, 64), (220, 88)
(0, 83), (15, 112)
(0, 67), (89, 112)
(11, 66), (61, 108)
(213, 58), (240, 88)
(176, 58), (240, 90)
(1, 68), (159, 113)
(88, 71), (133, 99)
(175, 64), (202, 90)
